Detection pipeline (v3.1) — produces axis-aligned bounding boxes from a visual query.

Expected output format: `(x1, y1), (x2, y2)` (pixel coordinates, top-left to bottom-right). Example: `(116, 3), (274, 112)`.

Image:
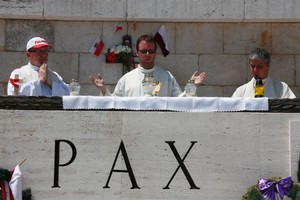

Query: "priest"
(232, 48), (296, 98)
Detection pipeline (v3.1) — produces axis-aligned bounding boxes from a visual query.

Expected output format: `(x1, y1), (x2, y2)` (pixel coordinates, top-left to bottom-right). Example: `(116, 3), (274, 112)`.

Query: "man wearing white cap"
(7, 37), (70, 96)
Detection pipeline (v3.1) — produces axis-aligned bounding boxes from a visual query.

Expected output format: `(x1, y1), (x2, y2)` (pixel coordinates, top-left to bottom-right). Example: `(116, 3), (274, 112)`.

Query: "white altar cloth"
(63, 96), (268, 112)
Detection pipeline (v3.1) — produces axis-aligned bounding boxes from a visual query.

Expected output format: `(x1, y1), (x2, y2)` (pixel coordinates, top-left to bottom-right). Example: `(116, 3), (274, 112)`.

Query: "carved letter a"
(103, 140), (140, 189)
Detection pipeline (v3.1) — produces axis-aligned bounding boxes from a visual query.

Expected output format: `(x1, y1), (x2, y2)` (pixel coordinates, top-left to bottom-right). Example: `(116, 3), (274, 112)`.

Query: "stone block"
(259, 116), (291, 176)
(0, 0), (43, 19)
(199, 55), (247, 85)
(0, 83), (5, 95)
(1, 110), (297, 199)
(290, 86), (300, 98)
(269, 55), (295, 86)
(127, 0), (244, 22)
(224, 86), (238, 97)
(47, 52), (79, 84)
(2, 0), (300, 23)
(0, 20), (5, 50)
(197, 85), (224, 97)
(272, 23), (300, 54)
(5, 20), (54, 51)
(0, 52), (28, 82)
(79, 53), (123, 85)
(44, 0), (126, 20)
(176, 23), (223, 54)
(296, 55), (300, 86)
(245, 0), (300, 21)
(290, 121), (300, 180)
(155, 54), (198, 85)
(224, 23), (272, 54)
(55, 21), (103, 53)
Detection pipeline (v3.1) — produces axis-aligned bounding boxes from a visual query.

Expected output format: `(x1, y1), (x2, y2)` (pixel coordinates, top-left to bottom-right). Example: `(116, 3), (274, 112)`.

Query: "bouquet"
(106, 44), (134, 73)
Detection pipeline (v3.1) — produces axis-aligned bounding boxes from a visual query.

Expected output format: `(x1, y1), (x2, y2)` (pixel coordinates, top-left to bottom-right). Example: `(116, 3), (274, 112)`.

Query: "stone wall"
(1, 0), (300, 97)
(1, 109), (300, 200)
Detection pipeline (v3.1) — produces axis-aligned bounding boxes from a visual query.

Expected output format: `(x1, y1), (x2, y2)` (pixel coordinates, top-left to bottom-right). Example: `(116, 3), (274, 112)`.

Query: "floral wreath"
(242, 177), (300, 200)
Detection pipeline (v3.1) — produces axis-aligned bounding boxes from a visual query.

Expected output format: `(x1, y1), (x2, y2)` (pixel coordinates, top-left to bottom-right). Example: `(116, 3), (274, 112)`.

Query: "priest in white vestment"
(90, 34), (205, 97)
(232, 48), (296, 98)
(7, 37), (70, 96)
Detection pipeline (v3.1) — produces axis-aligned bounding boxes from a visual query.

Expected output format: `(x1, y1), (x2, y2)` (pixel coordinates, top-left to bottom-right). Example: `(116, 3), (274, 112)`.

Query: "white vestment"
(104, 65), (183, 97)
(7, 62), (70, 96)
(232, 77), (296, 98)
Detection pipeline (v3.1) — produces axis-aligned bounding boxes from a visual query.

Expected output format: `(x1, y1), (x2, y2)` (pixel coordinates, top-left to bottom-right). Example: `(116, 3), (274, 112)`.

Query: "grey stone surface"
(224, 86), (239, 97)
(245, 0), (300, 21)
(0, 0), (43, 18)
(1, 0), (300, 22)
(5, 20), (54, 51)
(175, 23), (223, 54)
(0, 110), (299, 199)
(0, 20), (5, 51)
(0, 52), (28, 82)
(54, 21), (103, 53)
(0, 83), (5, 95)
(272, 23), (300, 54)
(127, 0), (245, 22)
(155, 54), (198, 85)
(224, 23), (272, 54)
(296, 55), (300, 87)
(79, 53), (123, 85)
(268, 55), (295, 86)
(291, 120), (300, 181)
(44, 0), (126, 20)
(197, 85), (224, 97)
(47, 52), (79, 84)
(199, 55), (247, 86)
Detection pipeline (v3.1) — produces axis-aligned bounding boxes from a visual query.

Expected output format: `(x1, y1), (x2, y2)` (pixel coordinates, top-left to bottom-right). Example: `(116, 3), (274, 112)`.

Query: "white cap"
(26, 37), (50, 51)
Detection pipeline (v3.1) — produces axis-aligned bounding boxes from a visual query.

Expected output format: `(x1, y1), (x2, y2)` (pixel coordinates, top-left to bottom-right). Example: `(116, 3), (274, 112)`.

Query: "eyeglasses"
(250, 64), (265, 70)
(28, 49), (50, 54)
(138, 49), (156, 54)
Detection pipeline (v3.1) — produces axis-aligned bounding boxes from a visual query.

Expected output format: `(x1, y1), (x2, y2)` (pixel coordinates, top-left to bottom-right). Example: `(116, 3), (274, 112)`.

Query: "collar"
(28, 62), (40, 72)
(138, 64), (155, 74)
(252, 77), (269, 86)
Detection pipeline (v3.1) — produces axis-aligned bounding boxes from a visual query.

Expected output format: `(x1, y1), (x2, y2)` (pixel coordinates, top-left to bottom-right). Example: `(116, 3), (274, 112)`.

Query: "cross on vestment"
(9, 74), (23, 96)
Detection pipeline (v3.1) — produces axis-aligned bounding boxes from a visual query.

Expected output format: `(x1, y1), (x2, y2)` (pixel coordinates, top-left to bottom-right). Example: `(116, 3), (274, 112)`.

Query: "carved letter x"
(163, 141), (200, 189)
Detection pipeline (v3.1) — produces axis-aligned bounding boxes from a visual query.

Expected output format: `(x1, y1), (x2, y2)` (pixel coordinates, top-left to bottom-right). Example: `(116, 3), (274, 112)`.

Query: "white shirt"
(7, 62), (70, 96)
(105, 64), (183, 97)
(232, 77), (296, 98)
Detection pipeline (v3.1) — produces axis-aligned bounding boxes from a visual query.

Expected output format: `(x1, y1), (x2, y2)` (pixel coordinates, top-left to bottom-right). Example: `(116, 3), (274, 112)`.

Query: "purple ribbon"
(258, 177), (292, 200)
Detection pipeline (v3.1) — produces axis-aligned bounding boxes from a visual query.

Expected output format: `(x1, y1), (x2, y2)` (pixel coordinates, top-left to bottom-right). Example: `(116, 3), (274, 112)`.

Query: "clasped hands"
(39, 63), (52, 87)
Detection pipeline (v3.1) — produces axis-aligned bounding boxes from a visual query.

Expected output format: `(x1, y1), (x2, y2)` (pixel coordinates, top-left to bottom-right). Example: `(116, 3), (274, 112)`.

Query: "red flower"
(106, 52), (117, 63)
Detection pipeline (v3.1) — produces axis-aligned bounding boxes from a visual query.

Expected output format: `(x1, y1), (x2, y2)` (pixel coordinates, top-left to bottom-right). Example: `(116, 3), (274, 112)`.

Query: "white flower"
(110, 45), (132, 54)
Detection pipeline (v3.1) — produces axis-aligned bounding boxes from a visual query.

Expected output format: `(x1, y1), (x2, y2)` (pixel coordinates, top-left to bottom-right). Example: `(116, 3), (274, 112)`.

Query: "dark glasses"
(28, 49), (50, 54)
(138, 49), (156, 54)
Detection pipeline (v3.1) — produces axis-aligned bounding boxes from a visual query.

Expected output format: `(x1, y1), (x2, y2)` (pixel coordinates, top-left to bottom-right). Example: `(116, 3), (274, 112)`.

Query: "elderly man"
(90, 34), (205, 97)
(232, 48), (296, 98)
(7, 37), (70, 96)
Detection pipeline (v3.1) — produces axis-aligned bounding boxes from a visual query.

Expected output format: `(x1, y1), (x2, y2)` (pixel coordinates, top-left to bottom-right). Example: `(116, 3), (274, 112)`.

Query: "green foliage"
(22, 187), (32, 200)
(242, 185), (262, 200)
(242, 177), (300, 200)
(0, 168), (10, 181)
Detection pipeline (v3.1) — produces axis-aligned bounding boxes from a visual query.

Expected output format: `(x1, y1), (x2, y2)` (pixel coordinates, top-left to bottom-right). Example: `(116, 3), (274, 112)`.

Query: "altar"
(0, 96), (300, 200)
